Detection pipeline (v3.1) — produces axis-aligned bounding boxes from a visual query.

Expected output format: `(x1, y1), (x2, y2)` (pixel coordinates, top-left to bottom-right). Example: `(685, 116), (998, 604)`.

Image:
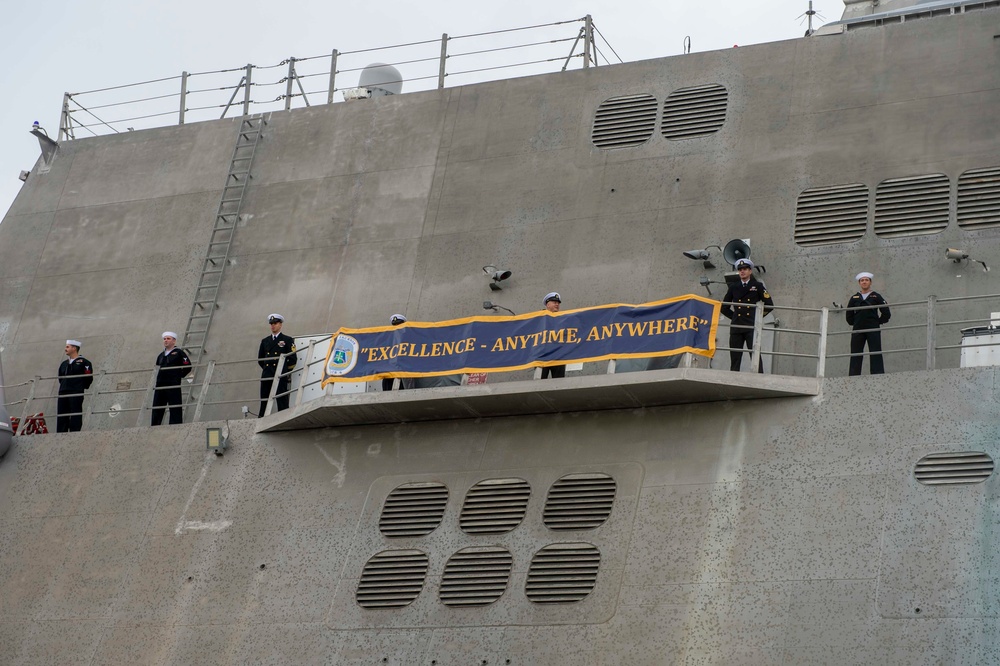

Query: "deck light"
(683, 245), (722, 269)
(206, 427), (228, 456)
(483, 265), (513, 291)
(947, 248), (989, 272)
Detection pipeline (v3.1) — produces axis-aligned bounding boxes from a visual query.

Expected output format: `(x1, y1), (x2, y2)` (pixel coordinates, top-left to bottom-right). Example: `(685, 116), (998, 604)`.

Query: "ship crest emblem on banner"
(327, 335), (360, 376)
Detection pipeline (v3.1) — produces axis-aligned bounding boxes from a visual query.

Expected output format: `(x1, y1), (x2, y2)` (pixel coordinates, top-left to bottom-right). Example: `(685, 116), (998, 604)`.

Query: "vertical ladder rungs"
(183, 114), (264, 373)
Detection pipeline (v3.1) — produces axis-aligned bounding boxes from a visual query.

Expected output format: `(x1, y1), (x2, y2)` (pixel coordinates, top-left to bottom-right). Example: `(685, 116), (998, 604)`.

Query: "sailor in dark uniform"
(258, 313), (297, 417)
(846, 271), (891, 375)
(152, 331), (192, 426)
(57, 339), (93, 432)
(382, 314), (408, 391)
(720, 259), (774, 373)
(540, 292), (566, 379)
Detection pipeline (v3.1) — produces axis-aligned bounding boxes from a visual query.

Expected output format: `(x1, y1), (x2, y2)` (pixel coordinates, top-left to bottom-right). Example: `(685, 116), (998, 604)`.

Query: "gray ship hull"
(1, 4), (999, 664)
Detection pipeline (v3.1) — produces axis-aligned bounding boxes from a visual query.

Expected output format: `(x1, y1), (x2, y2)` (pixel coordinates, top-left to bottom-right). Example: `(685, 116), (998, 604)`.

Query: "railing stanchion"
(59, 93), (74, 141)
(81, 371), (105, 431)
(295, 340), (317, 409)
(179, 71), (188, 125)
(137, 366), (160, 427)
(438, 34), (449, 89)
(20, 377), (39, 425)
(817, 307), (829, 378)
(192, 360), (215, 423)
(264, 353), (286, 417)
(327, 50), (338, 104)
(284, 58), (296, 111)
(242, 64), (253, 117)
(751, 302), (764, 372)
(926, 295), (937, 371)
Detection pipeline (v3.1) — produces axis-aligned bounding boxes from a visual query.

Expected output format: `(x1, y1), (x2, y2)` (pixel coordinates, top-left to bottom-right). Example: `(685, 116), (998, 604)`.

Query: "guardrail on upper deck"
(57, 16), (622, 141)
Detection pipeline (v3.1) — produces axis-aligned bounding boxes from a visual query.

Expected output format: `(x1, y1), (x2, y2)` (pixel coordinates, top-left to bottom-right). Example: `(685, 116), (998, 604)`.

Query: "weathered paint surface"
(1, 7), (1000, 664)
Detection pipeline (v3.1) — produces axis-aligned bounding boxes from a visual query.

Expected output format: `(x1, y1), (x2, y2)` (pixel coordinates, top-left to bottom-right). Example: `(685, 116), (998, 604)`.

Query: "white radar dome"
(358, 63), (403, 96)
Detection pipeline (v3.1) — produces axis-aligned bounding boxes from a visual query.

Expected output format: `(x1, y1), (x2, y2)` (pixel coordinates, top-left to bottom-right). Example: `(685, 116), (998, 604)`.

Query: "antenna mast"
(800, 1), (823, 36)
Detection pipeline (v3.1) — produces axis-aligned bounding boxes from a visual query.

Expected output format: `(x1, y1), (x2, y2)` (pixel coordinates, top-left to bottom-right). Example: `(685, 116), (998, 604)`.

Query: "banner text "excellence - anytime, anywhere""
(322, 295), (720, 385)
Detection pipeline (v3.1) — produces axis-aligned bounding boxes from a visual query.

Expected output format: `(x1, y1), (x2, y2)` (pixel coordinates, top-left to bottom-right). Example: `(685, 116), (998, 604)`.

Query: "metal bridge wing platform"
(256, 368), (820, 432)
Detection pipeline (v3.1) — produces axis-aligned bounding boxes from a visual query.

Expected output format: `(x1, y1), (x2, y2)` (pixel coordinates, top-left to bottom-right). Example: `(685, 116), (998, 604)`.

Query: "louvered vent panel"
(794, 184), (868, 246)
(543, 473), (616, 530)
(957, 167), (1000, 230)
(661, 84), (728, 140)
(439, 547), (514, 607)
(356, 549), (429, 609)
(914, 451), (994, 485)
(459, 478), (531, 535)
(525, 543), (600, 604)
(874, 174), (950, 238)
(591, 94), (657, 149)
(378, 482), (448, 537)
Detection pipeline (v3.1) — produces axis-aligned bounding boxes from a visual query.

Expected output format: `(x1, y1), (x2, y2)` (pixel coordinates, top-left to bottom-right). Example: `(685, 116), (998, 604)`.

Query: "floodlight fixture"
(683, 245), (722, 269)
(206, 427), (229, 457)
(947, 248), (989, 272)
(483, 265), (513, 291)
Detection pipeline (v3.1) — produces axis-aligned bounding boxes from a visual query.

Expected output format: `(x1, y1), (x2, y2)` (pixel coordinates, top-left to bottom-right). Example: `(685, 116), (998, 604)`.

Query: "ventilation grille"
(459, 478), (531, 534)
(525, 543), (600, 604)
(543, 473), (616, 530)
(591, 94), (657, 149)
(439, 547), (513, 607)
(356, 549), (429, 609)
(661, 84), (728, 140)
(914, 451), (994, 485)
(957, 167), (1000, 230)
(379, 482), (448, 537)
(794, 183), (868, 246)
(874, 174), (949, 238)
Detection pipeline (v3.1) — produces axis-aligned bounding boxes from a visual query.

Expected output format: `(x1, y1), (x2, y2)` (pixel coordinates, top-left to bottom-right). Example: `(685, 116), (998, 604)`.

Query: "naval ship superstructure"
(1, 1), (1000, 663)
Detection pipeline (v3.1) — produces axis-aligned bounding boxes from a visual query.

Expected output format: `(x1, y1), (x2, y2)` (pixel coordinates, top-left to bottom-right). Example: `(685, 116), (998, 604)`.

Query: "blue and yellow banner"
(322, 295), (720, 385)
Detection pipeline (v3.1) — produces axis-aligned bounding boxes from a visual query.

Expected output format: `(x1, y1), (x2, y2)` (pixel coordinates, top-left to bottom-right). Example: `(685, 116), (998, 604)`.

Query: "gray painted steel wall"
(0, 368), (997, 663)
(1, 8), (999, 663)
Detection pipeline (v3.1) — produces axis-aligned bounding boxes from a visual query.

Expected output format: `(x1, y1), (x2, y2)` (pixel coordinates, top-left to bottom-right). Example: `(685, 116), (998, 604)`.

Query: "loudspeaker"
(723, 239), (751, 266)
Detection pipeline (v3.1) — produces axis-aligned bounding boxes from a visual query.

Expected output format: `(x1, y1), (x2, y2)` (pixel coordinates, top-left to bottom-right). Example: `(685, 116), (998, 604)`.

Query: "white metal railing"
(57, 17), (620, 141)
(0, 343), (333, 433)
(5, 293), (1000, 433)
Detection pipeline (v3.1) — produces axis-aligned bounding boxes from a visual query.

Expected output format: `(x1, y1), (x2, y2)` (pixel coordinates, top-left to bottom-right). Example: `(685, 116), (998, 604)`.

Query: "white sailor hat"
(734, 258), (754, 269)
(162, 331), (178, 339)
(66, 339), (82, 348)
(268, 313), (284, 323)
(543, 292), (562, 305)
(855, 271), (874, 281)
(389, 314), (408, 325)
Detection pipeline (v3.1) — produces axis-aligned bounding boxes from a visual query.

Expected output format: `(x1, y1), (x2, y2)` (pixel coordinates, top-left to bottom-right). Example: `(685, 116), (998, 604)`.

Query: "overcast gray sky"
(0, 0), (843, 218)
